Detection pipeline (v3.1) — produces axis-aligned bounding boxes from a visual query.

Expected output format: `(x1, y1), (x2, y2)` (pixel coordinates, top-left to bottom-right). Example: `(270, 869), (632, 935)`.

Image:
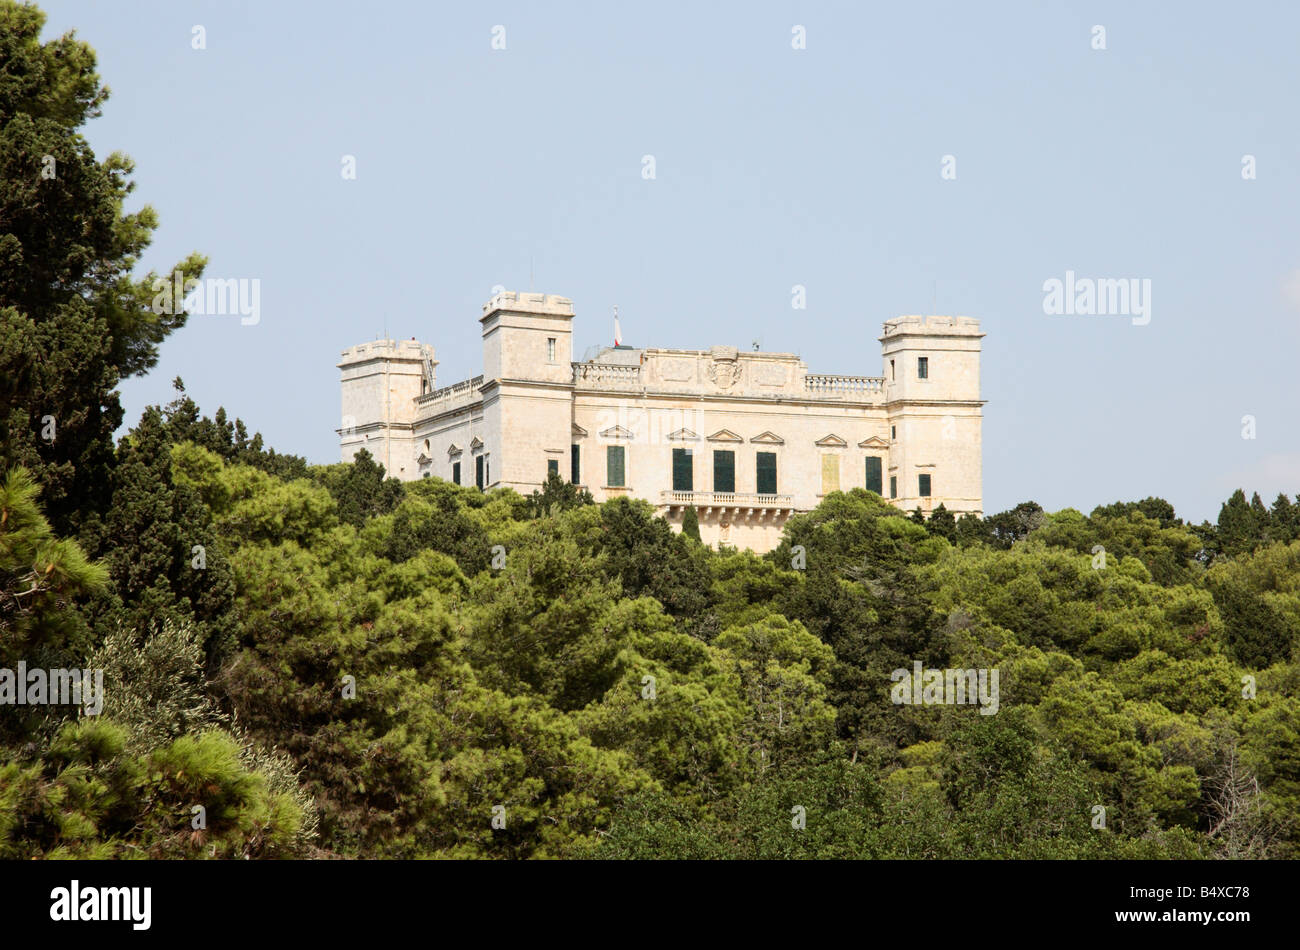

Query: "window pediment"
(707, 428), (743, 443)
(815, 433), (848, 447)
(750, 430), (785, 445)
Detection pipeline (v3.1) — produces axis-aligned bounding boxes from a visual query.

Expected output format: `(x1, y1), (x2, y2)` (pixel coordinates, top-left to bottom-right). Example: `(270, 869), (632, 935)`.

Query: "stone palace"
(338, 290), (985, 552)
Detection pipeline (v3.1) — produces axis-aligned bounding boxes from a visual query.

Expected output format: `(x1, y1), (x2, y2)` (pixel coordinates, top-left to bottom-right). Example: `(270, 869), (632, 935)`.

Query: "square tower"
(479, 291), (576, 492)
(337, 339), (435, 479)
(880, 315), (984, 517)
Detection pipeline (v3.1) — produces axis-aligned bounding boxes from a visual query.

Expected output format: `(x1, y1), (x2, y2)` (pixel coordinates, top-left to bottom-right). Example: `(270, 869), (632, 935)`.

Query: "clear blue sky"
(42, 0), (1300, 523)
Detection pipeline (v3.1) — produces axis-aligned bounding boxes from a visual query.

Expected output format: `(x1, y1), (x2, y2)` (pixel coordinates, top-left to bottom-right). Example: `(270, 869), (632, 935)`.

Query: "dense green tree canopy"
(2, 0), (1298, 862)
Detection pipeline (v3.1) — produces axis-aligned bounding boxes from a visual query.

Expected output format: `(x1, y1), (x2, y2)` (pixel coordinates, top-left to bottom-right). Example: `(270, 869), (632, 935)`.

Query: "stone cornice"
(570, 387), (886, 409)
(882, 399), (986, 410)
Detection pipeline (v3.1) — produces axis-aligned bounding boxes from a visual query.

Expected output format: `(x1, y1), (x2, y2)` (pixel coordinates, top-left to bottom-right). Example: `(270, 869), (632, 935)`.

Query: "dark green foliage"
(1092, 496), (1180, 529)
(769, 491), (946, 745)
(681, 504), (701, 541)
(83, 404), (237, 666)
(379, 479), (494, 575)
(524, 470), (593, 518)
(592, 497), (711, 620)
(1213, 488), (1300, 558)
(162, 379), (309, 480)
(927, 503), (956, 541)
(984, 501), (1046, 548)
(0, 467), (106, 683)
(955, 511), (988, 547)
(313, 447), (403, 528)
(1217, 489), (1269, 559)
(0, 4), (204, 534)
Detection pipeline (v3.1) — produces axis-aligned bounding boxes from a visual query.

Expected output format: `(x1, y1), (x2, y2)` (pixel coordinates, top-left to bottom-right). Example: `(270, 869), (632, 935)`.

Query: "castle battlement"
(882, 315), (983, 337)
(338, 338), (433, 365)
(481, 291), (574, 318)
(340, 291), (985, 552)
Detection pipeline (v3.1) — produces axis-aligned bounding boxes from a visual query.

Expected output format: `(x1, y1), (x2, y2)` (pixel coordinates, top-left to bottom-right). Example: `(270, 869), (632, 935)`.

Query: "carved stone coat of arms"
(708, 346), (742, 391)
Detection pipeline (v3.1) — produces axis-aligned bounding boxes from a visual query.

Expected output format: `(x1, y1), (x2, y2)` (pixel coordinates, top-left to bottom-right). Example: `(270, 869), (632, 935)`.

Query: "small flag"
(613, 306), (622, 346)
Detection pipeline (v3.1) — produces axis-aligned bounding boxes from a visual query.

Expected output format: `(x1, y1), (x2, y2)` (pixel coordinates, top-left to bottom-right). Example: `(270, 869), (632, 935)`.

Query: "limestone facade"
(338, 291), (985, 553)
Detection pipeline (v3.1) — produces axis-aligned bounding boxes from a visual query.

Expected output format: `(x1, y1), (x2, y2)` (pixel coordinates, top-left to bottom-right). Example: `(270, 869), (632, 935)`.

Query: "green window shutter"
(918, 356), (928, 379)
(890, 475), (897, 499)
(865, 456), (882, 494)
(919, 473), (931, 497)
(547, 458), (559, 477)
(475, 456), (484, 490)
(607, 445), (625, 487)
(713, 450), (735, 493)
(571, 444), (580, 484)
(672, 448), (693, 492)
(756, 451), (777, 495)
(452, 461), (460, 485)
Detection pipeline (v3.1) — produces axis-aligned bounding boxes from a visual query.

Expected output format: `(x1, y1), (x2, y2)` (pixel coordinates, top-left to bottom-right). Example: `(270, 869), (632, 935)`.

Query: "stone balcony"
(659, 490), (797, 514)
(803, 374), (885, 396)
(417, 375), (484, 415)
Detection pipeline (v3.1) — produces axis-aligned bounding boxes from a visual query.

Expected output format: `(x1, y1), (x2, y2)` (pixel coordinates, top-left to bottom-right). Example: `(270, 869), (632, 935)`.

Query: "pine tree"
(681, 504), (701, 542)
(1269, 493), (1298, 544)
(326, 448), (404, 528)
(1217, 489), (1268, 557)
(524, 470), (593, 518)
(0, 2), (205, 532)
(90, 405), (237, 663)
(0, 467), (107, 740)
(927, 503), (956, 541)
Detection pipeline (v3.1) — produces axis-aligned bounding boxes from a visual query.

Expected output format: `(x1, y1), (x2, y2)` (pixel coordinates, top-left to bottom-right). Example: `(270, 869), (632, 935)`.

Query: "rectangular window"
(607, 445), (626, 487)
(917, 356), (928, 379)
(891, 425), (896, 440)
(452, 461), (461, 485)
(865, 456), (882, 495)
(672, 448), (693, 492)
(890, 475), (897, 499)
(821, 454), (839, 494)
(547, 458), (559, 478)
(756, 451), (777, 495)
(547, 337), (556, 363)
(571, 444), (581, 484)
(475, 455), (484, 490)
(486, 460), (489, 485)
(713, 450), (735, 493)
(919, 473), (931, 497)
